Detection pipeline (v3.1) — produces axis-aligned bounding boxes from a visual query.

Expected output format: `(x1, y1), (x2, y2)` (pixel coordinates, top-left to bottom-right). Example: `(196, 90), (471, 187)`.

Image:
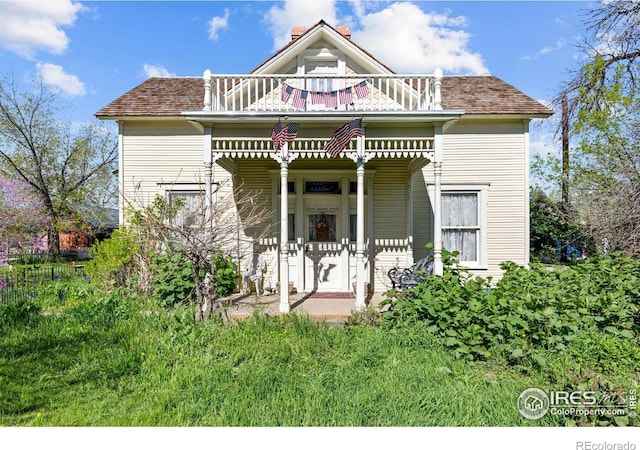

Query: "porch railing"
(202, 70), (443, 113)
(210, 137), (435, 159)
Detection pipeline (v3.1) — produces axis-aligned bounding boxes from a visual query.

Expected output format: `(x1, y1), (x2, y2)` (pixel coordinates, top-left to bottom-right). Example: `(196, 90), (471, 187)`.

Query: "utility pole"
(560, 94), (570, 262)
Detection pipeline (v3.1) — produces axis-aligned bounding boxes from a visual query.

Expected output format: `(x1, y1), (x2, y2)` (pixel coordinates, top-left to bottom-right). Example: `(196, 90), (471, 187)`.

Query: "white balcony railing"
(202, 70), (442, 113)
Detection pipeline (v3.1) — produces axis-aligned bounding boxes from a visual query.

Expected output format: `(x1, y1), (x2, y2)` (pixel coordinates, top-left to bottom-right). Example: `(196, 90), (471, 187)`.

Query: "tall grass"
(0, 287), (572, 427)
(4, 281), (638, 427)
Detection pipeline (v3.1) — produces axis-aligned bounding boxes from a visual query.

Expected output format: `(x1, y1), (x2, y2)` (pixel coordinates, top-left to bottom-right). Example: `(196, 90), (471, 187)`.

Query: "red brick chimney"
(336, 25), (351, 40)
(291, 26), (306, 41)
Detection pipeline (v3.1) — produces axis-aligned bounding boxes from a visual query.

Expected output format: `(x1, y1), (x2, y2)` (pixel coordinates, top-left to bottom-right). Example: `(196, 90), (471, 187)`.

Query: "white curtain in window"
(443, 229), (477, 261)
(442, 193), (478, 261)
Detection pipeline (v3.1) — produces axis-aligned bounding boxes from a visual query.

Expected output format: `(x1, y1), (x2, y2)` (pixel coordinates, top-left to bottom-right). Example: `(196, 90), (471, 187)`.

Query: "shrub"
(150, 252), (195, 306)
(150, 251), (238, 307)
(381, 253), (640, 366)
(85, 229), (138, 289)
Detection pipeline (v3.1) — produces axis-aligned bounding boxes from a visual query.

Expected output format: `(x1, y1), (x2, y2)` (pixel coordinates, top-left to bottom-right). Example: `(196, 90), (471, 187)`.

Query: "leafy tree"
(536, 1), (640, 256)
(570, 59), (640, 256)
(0, 76), (117, 258)
(530, 188), (593, 263)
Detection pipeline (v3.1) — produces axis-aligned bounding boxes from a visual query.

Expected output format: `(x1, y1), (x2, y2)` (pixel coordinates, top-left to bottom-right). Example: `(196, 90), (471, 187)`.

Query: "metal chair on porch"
(387, 256), (434, 291)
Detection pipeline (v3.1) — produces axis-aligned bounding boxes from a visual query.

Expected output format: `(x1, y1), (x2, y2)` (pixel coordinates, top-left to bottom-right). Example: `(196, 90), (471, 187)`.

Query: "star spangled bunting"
(271, 120), (300, 150)
(281, 84), (294, 104)
(354, 81), (369, 99)
(323, 118), (363, 158)
(339, 86), (353, 105)
(292, 89), (308, 109)
(310, 91), (324, 105)
(324, 90), (338, 108)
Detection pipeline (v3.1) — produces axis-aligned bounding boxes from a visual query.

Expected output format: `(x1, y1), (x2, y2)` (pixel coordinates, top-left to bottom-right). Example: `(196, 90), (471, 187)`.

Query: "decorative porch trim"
(210, 137), (434, 161)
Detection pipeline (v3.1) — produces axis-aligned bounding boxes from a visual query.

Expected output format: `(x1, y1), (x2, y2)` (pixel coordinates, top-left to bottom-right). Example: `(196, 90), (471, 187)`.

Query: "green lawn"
(0, 295), (563, 426)
(1, 286), (637, 426)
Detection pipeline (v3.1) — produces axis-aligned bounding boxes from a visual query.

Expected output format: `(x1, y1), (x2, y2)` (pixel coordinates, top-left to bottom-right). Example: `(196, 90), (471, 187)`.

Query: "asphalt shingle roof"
(95, 75), (551, 118)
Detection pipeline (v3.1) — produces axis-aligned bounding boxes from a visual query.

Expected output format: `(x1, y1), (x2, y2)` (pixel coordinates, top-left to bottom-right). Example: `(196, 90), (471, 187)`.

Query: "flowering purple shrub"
(0, 177), (50, 250)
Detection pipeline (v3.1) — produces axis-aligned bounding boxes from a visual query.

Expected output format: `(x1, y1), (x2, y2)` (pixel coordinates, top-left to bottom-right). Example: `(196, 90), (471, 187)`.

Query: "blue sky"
(0, 0), (596, 158)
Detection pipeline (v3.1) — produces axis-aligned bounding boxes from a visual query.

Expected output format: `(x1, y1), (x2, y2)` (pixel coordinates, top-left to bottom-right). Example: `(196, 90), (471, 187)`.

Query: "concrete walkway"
(225, 291), (387, 324)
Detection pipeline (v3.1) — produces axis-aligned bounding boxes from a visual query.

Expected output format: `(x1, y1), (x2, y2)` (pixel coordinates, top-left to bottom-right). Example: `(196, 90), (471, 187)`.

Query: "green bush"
(381, 253), (640, 366)
(150, 251), (238, 307)
(150, 252), (195, 306)
(85, 229), (138, 289)
(211, 253), (238, 298)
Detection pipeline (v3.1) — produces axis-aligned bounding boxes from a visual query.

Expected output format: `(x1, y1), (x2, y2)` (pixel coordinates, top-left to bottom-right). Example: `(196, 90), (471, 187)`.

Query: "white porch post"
(355, 134), (366, 310)
(203, 125), (213, 228)
(278, 143), (290, 313)
(433, 124), (443, 276)
(407, 174), (414, 266)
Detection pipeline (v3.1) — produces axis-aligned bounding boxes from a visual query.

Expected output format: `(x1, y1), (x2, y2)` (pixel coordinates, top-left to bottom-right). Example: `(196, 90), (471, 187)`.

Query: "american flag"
(281, 84), (294, 104)
(323, 118), (363, 158)
(324, 90), (338, 108)
(271, 120), (300, 150)
(310, 91), (324, 105)
(354, 80), (369, 99)
(292, 89), (308, 109)
(339, 87), (353, 105)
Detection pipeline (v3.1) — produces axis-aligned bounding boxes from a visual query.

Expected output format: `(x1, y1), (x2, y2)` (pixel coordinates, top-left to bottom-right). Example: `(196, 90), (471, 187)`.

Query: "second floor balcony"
(201, 70), (443, 114)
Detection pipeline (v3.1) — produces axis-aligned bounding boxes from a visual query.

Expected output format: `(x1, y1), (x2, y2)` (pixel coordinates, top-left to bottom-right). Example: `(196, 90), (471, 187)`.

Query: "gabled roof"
(95, 76), (551, 118)
(249, 20), (396, 75)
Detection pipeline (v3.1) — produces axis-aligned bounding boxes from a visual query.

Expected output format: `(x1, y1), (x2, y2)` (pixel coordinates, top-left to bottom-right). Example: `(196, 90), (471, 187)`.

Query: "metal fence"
(0, 264), (86, 304)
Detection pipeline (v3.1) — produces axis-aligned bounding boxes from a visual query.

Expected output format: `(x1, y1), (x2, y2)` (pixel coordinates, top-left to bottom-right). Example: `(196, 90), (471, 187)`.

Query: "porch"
(225, 291), (387, 324)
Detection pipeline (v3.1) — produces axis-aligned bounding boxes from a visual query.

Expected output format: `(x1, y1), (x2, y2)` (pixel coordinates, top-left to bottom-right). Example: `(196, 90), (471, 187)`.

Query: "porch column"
(355, 135), (367, 311)
(203, 125), (213, 229)
(407, 174), (414, 266)
(433, 124), (443, 276)
(278, 144), (291, 313)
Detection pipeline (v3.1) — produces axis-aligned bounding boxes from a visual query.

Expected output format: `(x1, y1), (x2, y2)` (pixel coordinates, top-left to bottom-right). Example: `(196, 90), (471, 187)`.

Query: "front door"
(304, 199), (344, 292)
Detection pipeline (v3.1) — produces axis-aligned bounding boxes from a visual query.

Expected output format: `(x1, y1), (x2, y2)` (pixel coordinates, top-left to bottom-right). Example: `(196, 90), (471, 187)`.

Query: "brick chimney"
(291, 26), (306, 41)
(336, 25), (351, 40)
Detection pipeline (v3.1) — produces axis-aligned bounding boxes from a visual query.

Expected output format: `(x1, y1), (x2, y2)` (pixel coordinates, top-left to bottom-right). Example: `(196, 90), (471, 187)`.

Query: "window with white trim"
(440, 185), (488, 267)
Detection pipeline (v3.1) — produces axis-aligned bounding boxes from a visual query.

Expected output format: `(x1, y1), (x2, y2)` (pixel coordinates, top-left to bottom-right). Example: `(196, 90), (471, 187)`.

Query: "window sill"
(453, 262), (488, 271)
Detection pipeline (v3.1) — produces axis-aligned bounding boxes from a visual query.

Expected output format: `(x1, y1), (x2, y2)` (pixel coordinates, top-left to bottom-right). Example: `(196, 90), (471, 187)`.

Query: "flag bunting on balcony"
(271, 120), (300, 151)
(323, 118), (363, 158)
(281, 81), (369, 110)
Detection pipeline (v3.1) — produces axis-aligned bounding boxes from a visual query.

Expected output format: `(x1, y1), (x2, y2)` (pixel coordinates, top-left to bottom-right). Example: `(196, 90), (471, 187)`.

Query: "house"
(58, 207), (119, 258)
(96, 20), (552, 312)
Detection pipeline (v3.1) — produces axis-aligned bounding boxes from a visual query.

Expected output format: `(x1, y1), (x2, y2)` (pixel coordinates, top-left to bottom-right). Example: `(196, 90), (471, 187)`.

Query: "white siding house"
(97, 20), (552, 312)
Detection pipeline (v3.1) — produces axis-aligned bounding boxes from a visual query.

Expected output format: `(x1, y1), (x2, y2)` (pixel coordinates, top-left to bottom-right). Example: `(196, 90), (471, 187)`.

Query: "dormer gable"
(250, 20), (395, 76)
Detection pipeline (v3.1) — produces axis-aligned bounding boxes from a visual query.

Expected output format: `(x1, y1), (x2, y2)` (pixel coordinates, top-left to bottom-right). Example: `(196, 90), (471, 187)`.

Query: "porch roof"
(95, 76), (553, 119)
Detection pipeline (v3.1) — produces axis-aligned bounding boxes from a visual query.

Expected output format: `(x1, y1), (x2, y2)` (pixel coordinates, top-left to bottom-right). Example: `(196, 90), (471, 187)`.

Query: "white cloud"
(353, 3), (487, 74)
(36, 62), (86, 96)
(263, 1), (487, 75)
(0, 0), (85, 59)
(264, 0), (338, 50)
(208, 9), (230, 41)
(143, 64), (176, 78)
(522, 40), (566, 60)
